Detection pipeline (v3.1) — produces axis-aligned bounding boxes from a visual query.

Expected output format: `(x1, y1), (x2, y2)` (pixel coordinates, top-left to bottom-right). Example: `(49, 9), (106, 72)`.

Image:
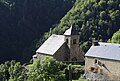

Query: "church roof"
(36, 34), (65, 55)
(64, 25), (79, 35)
(85, 42), (120, 61)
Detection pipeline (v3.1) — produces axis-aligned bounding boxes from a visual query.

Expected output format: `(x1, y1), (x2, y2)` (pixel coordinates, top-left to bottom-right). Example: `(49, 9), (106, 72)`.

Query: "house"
(85, 42), (120, 80)
(33, 25), (84, 62)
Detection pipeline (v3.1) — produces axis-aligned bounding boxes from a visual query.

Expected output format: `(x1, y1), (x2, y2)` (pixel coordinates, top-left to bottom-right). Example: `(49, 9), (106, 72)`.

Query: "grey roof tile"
(36, 34), (65, 55)
(85, 42), (120, 61)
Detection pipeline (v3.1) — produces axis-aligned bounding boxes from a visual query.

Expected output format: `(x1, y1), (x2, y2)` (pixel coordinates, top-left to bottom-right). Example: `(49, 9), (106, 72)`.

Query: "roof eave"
(36, 52), (53, 56)
(85, 55), (120, 62)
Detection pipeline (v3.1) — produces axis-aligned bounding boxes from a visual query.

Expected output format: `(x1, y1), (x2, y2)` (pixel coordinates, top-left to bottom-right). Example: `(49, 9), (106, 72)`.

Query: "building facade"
(85, 42), (120, 80)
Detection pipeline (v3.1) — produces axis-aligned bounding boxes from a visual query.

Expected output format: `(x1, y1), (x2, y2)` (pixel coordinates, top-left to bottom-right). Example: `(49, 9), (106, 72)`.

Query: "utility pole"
(69, 65), (72, 81)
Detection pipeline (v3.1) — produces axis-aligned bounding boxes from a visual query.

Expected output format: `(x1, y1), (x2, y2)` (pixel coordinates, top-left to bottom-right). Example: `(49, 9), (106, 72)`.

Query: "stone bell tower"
(64, 24), (84, 62)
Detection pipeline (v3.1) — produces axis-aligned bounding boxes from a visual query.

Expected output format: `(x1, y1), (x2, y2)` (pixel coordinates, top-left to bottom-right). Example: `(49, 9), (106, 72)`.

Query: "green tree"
(0, 64), (6, 81)
(9, 61), (27, 81)
(111, 29), (120, 44)
(42, 57), (66, 81)
(27, 59), (43, 81)
(27, 57), (67, 81)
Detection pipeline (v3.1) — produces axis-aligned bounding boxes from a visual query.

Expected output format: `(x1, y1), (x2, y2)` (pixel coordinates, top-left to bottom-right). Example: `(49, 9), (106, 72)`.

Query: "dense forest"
(0, 0), (75, 63)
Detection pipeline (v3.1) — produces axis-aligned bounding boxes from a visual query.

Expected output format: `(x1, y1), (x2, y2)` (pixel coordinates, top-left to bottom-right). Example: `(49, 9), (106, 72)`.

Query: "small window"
(89, 67), (98, 73)
(98, 61), (101, 65)
(66, 39), (68, 44)
(94, 59), (97, 64)
(73, 39), (76, 44)
(90, 67), (95, 71)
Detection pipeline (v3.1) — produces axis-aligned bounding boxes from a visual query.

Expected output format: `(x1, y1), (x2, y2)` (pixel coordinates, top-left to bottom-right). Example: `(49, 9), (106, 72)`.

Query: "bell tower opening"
(73, 39), (77, 44)
(66, 39), (68, 44)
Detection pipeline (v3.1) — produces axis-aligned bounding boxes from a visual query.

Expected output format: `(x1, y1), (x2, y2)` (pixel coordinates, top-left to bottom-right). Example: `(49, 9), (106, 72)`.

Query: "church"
(33, 25), (85, 62)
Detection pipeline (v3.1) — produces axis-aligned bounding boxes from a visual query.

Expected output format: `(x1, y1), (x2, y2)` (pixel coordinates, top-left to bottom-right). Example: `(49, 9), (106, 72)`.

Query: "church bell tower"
(64, 24), (84, 62)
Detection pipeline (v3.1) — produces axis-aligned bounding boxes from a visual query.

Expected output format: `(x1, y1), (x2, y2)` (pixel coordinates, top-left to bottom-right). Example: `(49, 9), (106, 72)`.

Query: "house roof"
(64, 25), (79, 35)
(85, 42), (120, 61)
(36, 34), (65, 55)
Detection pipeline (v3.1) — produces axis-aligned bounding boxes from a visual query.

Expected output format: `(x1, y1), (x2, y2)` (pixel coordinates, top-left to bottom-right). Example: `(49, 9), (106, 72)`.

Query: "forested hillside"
(41, 0), (120, 52)
(0, 0), (75, 63)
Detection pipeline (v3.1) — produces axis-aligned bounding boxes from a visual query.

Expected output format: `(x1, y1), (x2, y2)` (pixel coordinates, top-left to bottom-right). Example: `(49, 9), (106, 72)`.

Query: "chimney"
(93, 41), (99, 46)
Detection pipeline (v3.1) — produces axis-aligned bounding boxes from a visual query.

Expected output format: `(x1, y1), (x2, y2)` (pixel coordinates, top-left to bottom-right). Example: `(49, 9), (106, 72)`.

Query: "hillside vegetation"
(0, 57), (86, 81)
(40, 0), (120, 52)
(0, 58), (67, 81)
(110, 29), (120, 43)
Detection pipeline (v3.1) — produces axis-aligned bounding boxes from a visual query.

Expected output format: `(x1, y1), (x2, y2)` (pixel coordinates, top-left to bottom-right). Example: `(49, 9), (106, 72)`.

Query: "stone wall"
(33, 53), (52, 62)
(70, 45), (84, 62)
(85, 57), (120, 80)
(54, 43), (70, 61)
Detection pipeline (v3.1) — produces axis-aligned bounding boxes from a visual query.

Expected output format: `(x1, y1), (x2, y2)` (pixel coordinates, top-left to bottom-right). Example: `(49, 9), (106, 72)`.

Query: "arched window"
(94, 59), (97, 64)
(66, 39), (68, 44)
(73, 39), (76, 44)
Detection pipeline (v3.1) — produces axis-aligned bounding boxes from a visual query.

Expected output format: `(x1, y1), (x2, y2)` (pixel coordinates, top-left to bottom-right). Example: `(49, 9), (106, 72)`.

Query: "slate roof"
(64, 25), (79, 35)
(85, 42), (120, 61)
(36, 34), (65, 55)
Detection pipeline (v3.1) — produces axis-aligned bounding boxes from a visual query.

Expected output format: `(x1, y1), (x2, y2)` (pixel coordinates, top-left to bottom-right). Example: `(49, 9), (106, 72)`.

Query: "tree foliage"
(0, 58), (67, 81)
(40, 0), (120, 52)
(0, 64), (6, 81)
(110, 29), (120, 44)
(27, 57), (67, 81)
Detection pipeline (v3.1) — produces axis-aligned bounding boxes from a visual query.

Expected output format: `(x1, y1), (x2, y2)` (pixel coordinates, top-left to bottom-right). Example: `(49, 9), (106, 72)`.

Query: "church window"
(73, 39), (76, 44)
(66, 39), (68, 44)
